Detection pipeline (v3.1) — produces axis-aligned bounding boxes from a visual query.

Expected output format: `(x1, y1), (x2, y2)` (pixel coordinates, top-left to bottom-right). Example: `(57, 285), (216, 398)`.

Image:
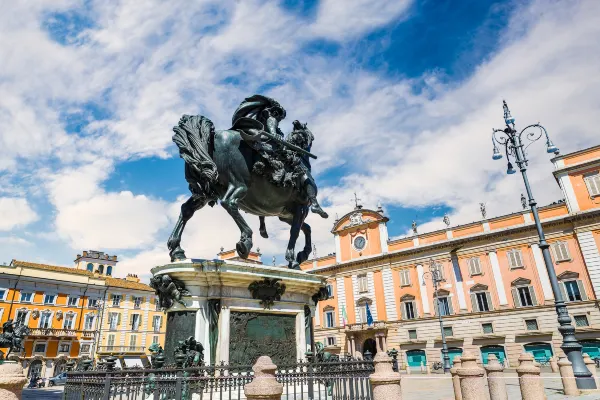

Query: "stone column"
(370, 352), (402, 400)
(485, 354), (507, 400)
(244, 356), (283, 400)
(549, 356), (558, 373)
(583, 354), (599, 388)
(449, 357), (462, 400)
(558, 357), (579, 396)
(516, 353), (545, 400)
(456, 352), (486, 400)
(0, 362), (28, 400)
(216, 307), (230, 364)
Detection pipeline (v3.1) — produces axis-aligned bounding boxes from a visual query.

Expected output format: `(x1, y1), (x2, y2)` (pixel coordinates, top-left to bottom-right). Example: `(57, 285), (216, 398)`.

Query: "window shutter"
(529, 286), (538, 306)
(117, 313), (121, 325)
(559, 282), (569, 302)
(577, 280), (588, 301)
(433, 299), (438, 316)
(412, 301), (419, 318)
(401, 303), (407, 320)
(511, 288), (521, 307)
(447, 298), (454, 315)
(470, 294), (478, 312)
(485, 292), (494, 311)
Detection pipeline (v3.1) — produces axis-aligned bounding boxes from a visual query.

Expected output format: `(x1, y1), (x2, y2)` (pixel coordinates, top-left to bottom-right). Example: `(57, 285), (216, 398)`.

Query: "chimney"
(125, 274), (140, 283)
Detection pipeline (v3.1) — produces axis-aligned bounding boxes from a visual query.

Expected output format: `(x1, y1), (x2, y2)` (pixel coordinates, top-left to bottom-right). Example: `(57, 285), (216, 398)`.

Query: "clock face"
(354, 236), (366, 250)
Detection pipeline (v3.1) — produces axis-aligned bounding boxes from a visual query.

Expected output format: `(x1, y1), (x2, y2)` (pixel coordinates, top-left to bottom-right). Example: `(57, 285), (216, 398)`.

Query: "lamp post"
(423, 259), (451, 373)
(490, 100), (595, 389)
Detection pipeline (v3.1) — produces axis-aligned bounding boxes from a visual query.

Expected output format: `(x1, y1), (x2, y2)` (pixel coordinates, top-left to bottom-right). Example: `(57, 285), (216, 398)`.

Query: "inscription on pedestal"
(164, 311), (196, 364)
(229, 312), (296, 365)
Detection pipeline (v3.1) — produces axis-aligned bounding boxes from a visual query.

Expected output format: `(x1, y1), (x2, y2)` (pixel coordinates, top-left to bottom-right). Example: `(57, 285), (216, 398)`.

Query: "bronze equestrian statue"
(167, 95), (328, 269)
(0, 320), (30, 359)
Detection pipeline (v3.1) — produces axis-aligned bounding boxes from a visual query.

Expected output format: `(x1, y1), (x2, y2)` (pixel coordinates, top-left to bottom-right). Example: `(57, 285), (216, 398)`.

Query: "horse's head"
(315, 341), (325, 353)
(289, 120), (314, 149)
(14, 324), (30, 337)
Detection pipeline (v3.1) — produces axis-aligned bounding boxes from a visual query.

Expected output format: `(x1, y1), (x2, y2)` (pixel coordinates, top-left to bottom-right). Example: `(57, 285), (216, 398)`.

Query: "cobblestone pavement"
(23, 386), (64, 400)
(401, 372), (600, 400)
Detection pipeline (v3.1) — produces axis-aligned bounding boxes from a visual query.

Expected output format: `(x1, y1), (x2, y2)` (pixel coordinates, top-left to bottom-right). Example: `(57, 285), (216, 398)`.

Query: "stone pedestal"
(516, 353), (545, 400)
(244, 356), (283, 400)
(152, 259), (324, 366)
(449, 357), (462, 400)
(558, 357), (579, 396)
(484, 354), (507, 400)
(549, 356), (558, 373)
(370, 352), (402, 400)
(583, 354), (599, 388)
(456, 352), (486, 400)
(0, 362), (28, 400)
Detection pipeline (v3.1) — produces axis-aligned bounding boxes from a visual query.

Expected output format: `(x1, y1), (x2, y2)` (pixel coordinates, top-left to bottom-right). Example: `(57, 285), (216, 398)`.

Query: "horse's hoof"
(236, 240), (251, 259)
(259, 229), (269, 239)
(289, 261), (300, 270)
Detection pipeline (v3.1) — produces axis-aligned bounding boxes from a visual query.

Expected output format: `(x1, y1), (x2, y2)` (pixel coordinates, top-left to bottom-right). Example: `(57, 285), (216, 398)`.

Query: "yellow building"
(0, 250), (165, 378)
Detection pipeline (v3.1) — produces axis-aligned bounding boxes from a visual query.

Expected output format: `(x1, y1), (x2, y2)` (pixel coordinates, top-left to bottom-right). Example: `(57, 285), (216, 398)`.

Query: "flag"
(366, 302), (374, 326)
(341, 305), (348, 327)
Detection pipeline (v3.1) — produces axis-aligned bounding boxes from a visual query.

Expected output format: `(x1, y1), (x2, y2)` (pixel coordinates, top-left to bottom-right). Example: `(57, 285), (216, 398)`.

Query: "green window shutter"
(559, 282), (569, 302)
(511, 288), (520, 307)
(529, 286), (538, 306)
(485, 292), (494, 311)
(470, 294), (478, 312)
(577, 280), (588, 301)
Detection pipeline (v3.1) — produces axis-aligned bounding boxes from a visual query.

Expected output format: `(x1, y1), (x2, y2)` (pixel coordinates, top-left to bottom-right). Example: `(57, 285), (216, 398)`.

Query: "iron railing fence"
(64, 358), (374, 400)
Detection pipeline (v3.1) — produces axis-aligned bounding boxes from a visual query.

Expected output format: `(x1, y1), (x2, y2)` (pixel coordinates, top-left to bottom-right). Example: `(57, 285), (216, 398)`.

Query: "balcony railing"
(97, 346), (146, 354)
(28, 328), (80, 337)
(345, 321), (388, 331)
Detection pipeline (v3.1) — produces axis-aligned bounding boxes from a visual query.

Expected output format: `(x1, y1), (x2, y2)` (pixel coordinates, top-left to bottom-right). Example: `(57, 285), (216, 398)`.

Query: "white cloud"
(0, 198), (38, 230)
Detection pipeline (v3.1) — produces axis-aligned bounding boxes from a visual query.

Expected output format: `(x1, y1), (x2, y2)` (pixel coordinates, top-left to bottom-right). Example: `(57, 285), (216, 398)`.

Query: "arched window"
(86, 263), (94, 272)
(106, 266), (113, 276)
(98, 265), (104, 274)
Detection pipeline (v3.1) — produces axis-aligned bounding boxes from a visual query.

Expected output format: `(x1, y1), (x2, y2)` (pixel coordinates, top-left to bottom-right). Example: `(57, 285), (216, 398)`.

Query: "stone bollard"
(406, 365), (411, 375)
(456, 352), (486, 400)
(583, 354), (599, 388)
(420, 361), (425, 372)
(449, 356), (462, 400)
(244, 356), (283, 400)
(370, 352), (402, 400)
(426, 363), (431, 374)
(558, 357), (579, 396)
(485, 354), (507, 400)
(0, 361), (28, 400)
(549, 356), (558, 373)
(516, 353), (545, 400)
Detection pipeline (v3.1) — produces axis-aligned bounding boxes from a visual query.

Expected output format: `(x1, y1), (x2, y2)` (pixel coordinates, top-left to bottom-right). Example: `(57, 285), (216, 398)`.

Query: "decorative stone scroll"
(248, 278), (286, 309)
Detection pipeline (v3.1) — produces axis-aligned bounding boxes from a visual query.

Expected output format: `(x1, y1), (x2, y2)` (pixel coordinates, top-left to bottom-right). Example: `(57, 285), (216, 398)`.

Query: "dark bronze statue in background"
(150, 274), (189, 310)
(168, 94), (328, 269)
(0, 320), (30, 359)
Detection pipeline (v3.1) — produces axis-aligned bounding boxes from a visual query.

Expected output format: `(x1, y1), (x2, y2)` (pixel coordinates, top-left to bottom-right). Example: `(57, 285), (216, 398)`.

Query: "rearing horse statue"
(167, 95), (328, 269)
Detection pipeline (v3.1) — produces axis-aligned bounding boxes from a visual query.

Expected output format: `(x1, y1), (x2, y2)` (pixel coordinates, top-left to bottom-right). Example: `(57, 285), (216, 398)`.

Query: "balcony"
(97, 346), (146, 354)
(345, 321), (388, 332)
(28, 328), (81, 337)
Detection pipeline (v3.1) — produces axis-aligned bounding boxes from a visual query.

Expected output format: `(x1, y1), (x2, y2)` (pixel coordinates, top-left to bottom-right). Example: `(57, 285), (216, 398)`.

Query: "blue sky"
(1, 0), (600, 279)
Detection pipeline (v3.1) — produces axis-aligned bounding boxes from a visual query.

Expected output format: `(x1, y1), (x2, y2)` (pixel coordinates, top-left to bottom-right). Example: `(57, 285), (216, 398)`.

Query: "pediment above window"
(400, 294), (415, 301)
(323, 305), (335, 312)
(511, 277), (531, 286)
(557, 271), (579, 280)
(356, 297), (373, 305)
(470, 284), (489, 292)
(433, 289), (450, 297)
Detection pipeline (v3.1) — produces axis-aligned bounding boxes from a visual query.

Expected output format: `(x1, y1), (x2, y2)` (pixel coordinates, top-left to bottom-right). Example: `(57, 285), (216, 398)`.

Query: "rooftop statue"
(167, 94), (328, 269)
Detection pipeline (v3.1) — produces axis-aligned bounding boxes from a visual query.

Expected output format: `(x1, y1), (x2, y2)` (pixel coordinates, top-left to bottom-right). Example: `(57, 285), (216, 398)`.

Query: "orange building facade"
(302, 144), (600, 369)
(0, 251), (165, 379)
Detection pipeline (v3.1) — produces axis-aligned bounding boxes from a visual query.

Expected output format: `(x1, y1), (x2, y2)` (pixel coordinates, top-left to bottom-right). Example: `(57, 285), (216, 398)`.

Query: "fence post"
(244, 356), (283, 400)
(516, 353), (545, 400)
(558, 357), (579, 396)
(484, 354), (507, 400)
(549, 356), (559, 373)
(583, 354), (599, 388)
(449, 356), (462, 400)
(456, 352), (486, 400)
(369, 352), (402, 400)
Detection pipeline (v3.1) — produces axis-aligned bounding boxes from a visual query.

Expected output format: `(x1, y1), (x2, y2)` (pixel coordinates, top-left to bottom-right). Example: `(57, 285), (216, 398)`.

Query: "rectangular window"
(40, 311), (52, 329)
(88, 298), (99, 308)
(399, 269), (411, 286)
(443, 326), (453, 337)
(326, 284), (334, 297)
(358, 304), (368, 323)
(155, 298), (161, 311)
(0, 289), (6, 300)
(67, 297), (79, 307)
(357, 275), (368, 293)
(108, 312), (119, 330)
(44, 294), (56, 305)
(403, 301), (416, 320)
(482, 323), (494, 334)
(130, 314), (141, 331)
(437, 297), (451, 316)
(34, 343), (46, 353)
(80, 344), (91, 354)
(574, 315), (590, 327)
(59, 343), (70, 353)
(20, 292), (32, 303)
(112, 295), (122, 307)
(552, 241), (571, 262)
(507, 249), (524, 269)
(152, 335), (159, 345)
(468, 257), (482, 276)
(84, 314), (95, 330)
(564, 281), (582, 302)
(430, 263), (445, 280)
(64, 313), (75, 330)
(326, 337), (336, 346)
(107, 334), (115, 350)
(152, 315), (162, 332)
(525, 319), (539, 331)
(476, 292), (491, 312)
(15, 310), (28, 325)
(324, 311), (335, 328)
(133, 296), (143, 309)
(408, 329), (418, 340)
(129, 335), (137, 350)
(584, 172), (600, 197)
(517, 287), (535, 307)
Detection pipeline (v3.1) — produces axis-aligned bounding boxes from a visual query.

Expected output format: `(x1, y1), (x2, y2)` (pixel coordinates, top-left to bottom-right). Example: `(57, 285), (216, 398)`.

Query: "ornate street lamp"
(423, 259), (451, 373)
(490, 100), (595, 389)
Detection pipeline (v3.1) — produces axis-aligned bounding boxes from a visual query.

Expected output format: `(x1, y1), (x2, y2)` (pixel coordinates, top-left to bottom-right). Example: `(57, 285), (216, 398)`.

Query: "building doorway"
(446, 347), (463, 366)
(524, 343), (553, 363)
(581, 340), (600, 360)
(480, 345), (507, 365)
(28, 360), (43, 378)
(406, 349), (427, 367)
(362, 338), (377, 358)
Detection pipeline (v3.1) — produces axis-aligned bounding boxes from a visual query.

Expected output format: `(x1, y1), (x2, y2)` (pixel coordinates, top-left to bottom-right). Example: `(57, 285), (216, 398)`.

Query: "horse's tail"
(172, 115), (219, 195)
